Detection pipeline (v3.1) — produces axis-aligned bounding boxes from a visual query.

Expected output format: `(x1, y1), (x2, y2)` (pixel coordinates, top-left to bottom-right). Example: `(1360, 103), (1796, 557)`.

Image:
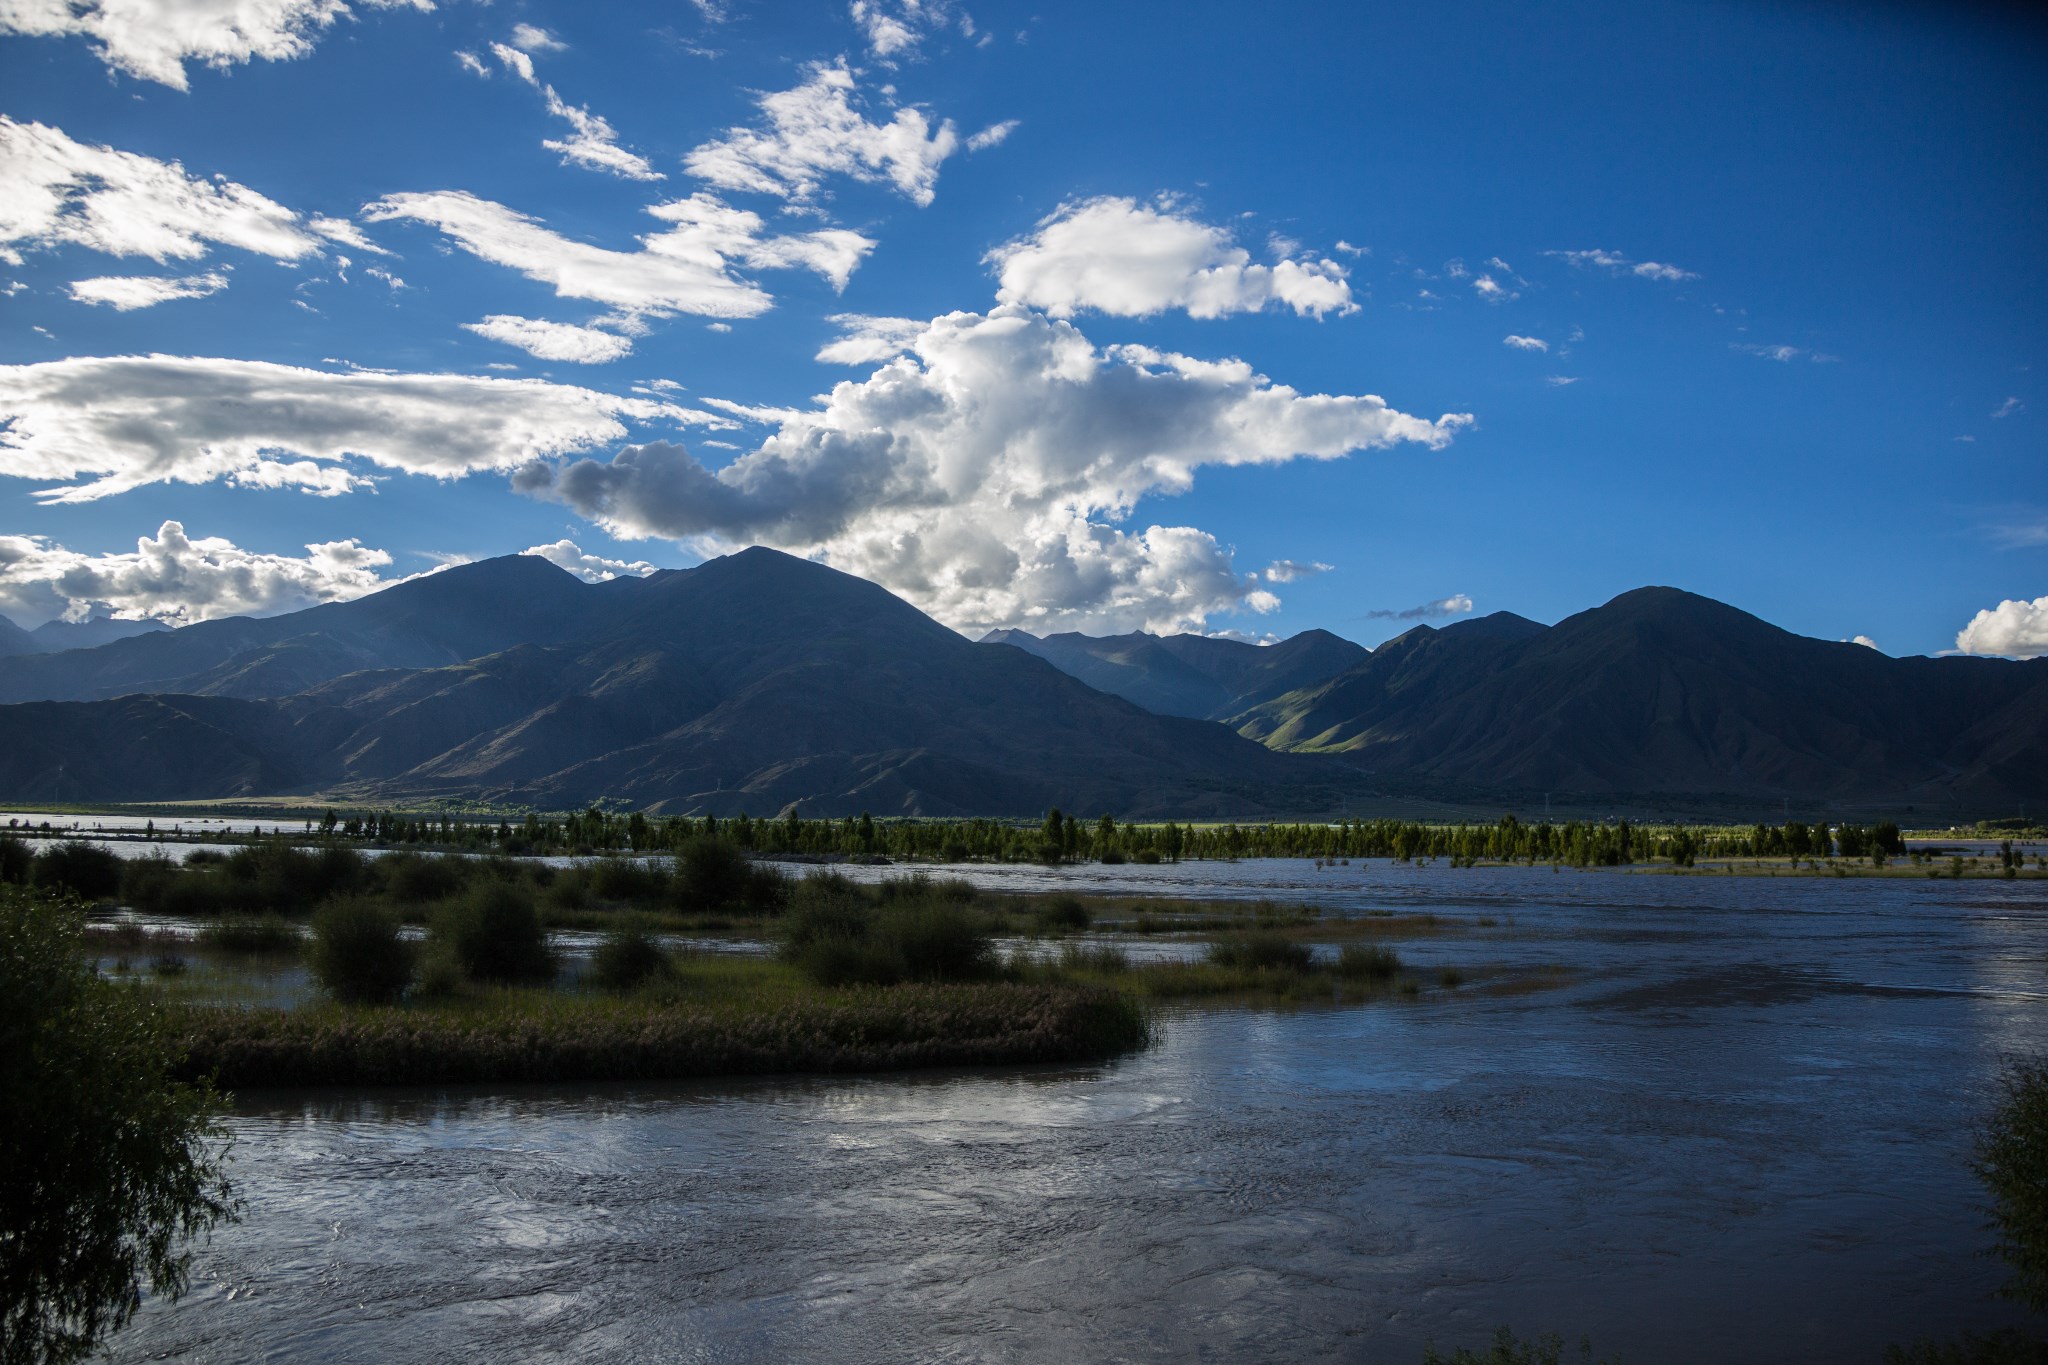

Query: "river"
(107, 861), (2048, 1362)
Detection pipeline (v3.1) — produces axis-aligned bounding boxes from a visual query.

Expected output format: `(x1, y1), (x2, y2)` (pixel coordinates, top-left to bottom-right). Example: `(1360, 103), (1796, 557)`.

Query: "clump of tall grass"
(427, 880), (554, 986)
(196, 917), (304, 954)
(1333, 944), (1402, 981)
(1058, 941), (1130, 974)
(1206, 931), (1314, 973)
(1035, 895), (1091, 934)
(1423, 1327), (1618, 1365)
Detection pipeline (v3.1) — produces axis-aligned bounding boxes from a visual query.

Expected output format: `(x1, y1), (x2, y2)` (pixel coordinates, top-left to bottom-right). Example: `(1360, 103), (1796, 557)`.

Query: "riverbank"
(173, 980), (1150, 1088)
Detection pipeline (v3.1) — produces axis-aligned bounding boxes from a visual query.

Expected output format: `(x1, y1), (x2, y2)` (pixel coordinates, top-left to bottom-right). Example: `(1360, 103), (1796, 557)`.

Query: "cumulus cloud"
(683, 60), (959, 206)
(1263, 559), (1332, 583)
(1502, 334), (1547, 352)
(1849, 635), (1880, 650)
(521, 539), (657, 582)
(366, 189), (873, 322)
(1955, 596), (2048, 659)
(462, 315), (634, 364)
(848, 0), (975, 59)
(0, 0), (429, 91)
(485, 39), (662, 181)
(1472, 275), (1515, 302)
(1547, 248), (1696, 282)
(0, 519), (397, 628)
(0, 115), (322, 267)
(514, 305), (1471, 633)
(1365, 593), (1474, 621)
(989, 196), (1355, 321)
(67, 268), (228, 310)
(0, 354), (716, 503)
(815, 312), (924, 365)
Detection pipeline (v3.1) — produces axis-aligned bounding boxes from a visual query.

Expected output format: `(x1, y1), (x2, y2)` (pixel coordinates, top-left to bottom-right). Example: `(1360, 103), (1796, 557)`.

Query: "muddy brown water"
(107, 862), (2048, 1363)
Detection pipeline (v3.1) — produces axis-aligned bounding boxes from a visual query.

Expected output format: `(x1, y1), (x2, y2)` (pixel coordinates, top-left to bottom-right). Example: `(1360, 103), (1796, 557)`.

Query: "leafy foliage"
(0, 887), (237, 1365)
(307, 897), (414, 1004)
(1980, 1059), (2048, 1312)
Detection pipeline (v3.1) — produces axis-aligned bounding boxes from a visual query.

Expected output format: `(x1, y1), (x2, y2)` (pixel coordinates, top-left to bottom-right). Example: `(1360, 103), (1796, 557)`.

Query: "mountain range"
(0, 548), (2040, 819)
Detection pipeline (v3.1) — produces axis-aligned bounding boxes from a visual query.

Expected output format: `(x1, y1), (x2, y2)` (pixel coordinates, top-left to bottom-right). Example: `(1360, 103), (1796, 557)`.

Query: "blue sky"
(0, 0), (2041, 657)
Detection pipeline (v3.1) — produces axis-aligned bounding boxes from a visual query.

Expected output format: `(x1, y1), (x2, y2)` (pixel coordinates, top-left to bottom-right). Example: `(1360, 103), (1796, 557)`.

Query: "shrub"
(780, 879), (993, 986)
(0, 887), (236, 1362)
(879, 899), (995, 982)
(0, 835), (32, 885)
(429, 881), (554, 985)
(588, 856), (668, 904)
(1059, 942), (1130, 973)
(1980, 1058), (2048, 1311)
(1333, 944), (1402, 981)
(307, 897), (413, 1004)
(29, 842), (123, 901)
(1035, 895), (1091, 933)
(118, 851), (183, 912)
(379, 850), (465, 905)
(590, 916), (670, 992)
(1423, 1327), (1617, 1365)
(1207, 931), (1313, 972)
(674, 836), (751, 910)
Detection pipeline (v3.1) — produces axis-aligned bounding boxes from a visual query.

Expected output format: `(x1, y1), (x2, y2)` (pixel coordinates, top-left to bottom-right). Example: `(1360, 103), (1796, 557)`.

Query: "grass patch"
(169, 977), (1149, 1088)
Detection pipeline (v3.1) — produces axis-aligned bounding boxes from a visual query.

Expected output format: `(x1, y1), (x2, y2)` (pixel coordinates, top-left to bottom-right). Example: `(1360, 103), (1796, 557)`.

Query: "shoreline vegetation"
(6, 806), (2046, 879)
(8, 842), (1504, 1090)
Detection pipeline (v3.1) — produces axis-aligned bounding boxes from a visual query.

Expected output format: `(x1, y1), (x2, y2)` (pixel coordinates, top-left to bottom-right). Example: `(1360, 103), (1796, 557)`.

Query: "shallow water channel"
(108, 861), (2048, 1363)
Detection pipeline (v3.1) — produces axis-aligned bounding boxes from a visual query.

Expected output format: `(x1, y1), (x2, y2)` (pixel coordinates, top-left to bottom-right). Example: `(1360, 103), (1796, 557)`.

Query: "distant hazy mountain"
(1235, 588), (2047, 813)
(0, 613), (171, 658)
(0, 616), (35, 659)
(0, 549), (1338, 816)
(980, 627), (1366, 719)
(0, 559), (2039, 817)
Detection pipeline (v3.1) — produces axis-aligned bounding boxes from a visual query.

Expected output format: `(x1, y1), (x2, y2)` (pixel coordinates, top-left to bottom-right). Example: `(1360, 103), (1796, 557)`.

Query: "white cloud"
(1366, 593), (1473, 622)
(966, 119), (1018, 152)
(1731, 342), (1834, 363)
(1334, 240), (1367, 256)
(1548, 248), (1695, 282)
(1263, 559), (1332, 583)
(455, 47), (489, 76)
(1955, 596), (2048, 658)
(307, 215), (388, 254)
(1994, 397), (2023, 419)
(989, 196), (1355, 321)
(0, 353), (717, 503)
(1472, 274), (1515, 302)
(1545, 375), (1579, 386)
(508, 22), (563, 52)
(365, 189), (873, 321)
(462, 315), (634, 364)
(0, 0), (430, 91)
(849, 0), (918, 57)
(0, 115), (322, 267)
(683, 60), (959, 206)
(1502, 334), (1548, 352)
(364, 265), (405, 288)
(0, 519), (396, 628)
(1849, 635), (1880, 650)
(815, 312), (924, 364)
(66, 268), (229, 310)
(514, 304), (1471, 634)
(486, 39), (662, 181)
(521, 539), (656, 582)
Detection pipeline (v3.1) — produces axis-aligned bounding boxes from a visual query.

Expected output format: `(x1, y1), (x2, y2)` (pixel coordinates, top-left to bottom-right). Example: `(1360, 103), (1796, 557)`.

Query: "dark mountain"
(0, 555), (591, 704)
(1237, 589), (2048, 812)
(0, 549), (1345, 817)
(0, 616), (35, 659)
(28, 616), (170, 653)
(980, 626), (1366, 720)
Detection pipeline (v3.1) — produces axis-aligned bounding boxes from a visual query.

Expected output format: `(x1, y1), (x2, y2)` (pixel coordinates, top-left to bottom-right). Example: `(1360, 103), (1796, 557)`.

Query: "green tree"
(1, 886), (237, 1364)
(1980, 1059), (2048, 1311)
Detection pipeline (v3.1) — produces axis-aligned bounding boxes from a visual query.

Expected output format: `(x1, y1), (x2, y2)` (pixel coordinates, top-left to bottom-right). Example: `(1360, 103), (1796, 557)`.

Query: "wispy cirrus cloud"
(1547, 247), (1696, 282)
(66, 269), (229, 310)
(1365, 593), (1474, 621)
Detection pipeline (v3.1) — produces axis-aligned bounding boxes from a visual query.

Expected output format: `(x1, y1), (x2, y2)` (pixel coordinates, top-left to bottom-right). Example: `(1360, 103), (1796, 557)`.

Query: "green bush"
(378, 850), (465, 905)
(0, 887), (236, 1363)
(117, 851), (183, 912)
(587, 856), (668, 904)
(780, 876), (993, 986)
(1980, 1058), (2048, 1311)
(307, 897), (413, 1004)
(1334, 943), (1402, 980)
(1035, 895), (1091, 933)
(429, 881), (554, 985)
(29, 842), (123, 901)
(0, 835), (34, 885)
(674, 836), (752, 910)
(1207, 931), (1313, 972)
(590, 916), (670, 992)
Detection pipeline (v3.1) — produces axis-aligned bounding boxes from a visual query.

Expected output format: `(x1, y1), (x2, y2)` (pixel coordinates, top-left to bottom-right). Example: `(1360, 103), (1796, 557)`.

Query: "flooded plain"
(107, 861), (2048, 1363)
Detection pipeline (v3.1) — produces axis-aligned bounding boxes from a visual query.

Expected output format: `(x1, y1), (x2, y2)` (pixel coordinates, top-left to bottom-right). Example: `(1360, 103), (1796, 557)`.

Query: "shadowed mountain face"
(0, 549), (1341, 817)
(1236, 589), (2048, 812)
(0, 614), (169, 658)
(0, 562), (2040, 816)
(979, 627), (1367, 720)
